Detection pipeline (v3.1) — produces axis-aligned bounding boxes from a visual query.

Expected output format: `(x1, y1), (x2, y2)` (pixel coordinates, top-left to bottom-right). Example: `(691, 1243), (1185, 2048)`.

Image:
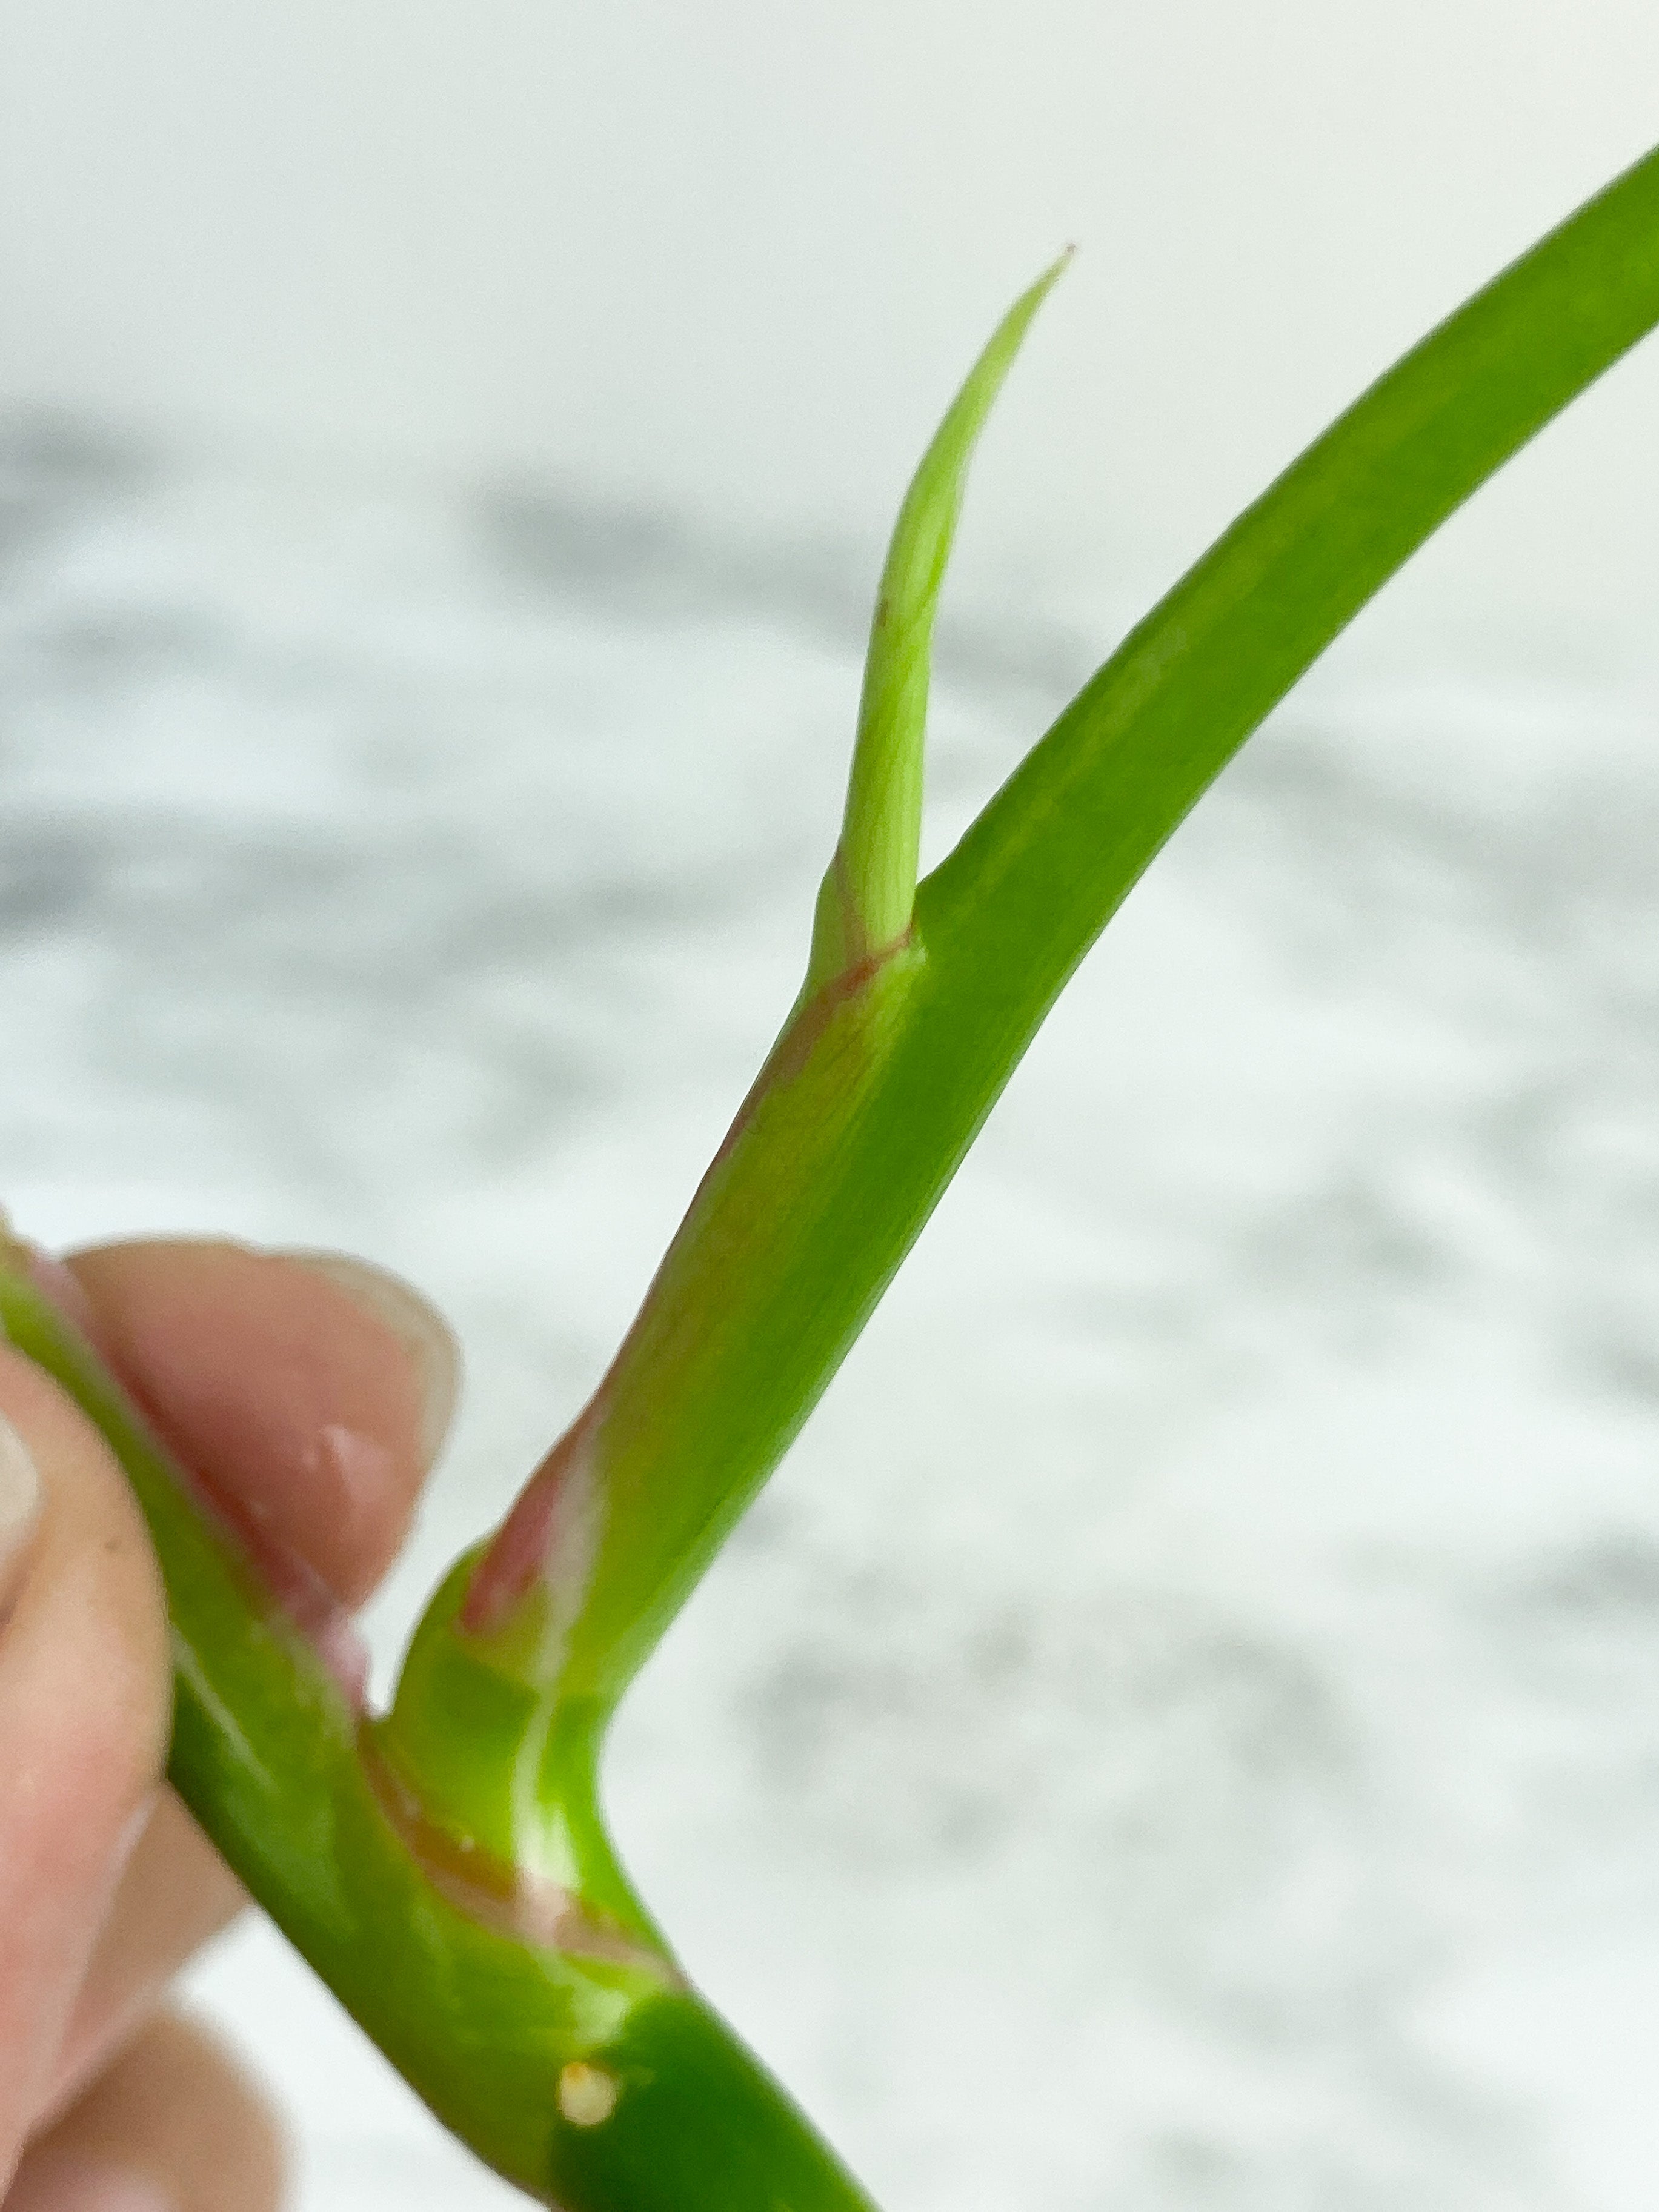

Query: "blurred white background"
(4, 1), (1658, 663)
(4, 7), (1659, 2210)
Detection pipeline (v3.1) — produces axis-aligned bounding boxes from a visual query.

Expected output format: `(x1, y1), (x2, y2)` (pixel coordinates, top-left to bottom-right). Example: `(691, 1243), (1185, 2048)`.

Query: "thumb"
(0, 1345), (170, 2176)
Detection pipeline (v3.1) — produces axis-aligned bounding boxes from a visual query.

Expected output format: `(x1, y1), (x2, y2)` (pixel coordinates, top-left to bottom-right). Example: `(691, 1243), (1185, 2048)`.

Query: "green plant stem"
(445, 141), (1659, 1722)
(0, 1256), (878, 2212)
(4, 135), (1656, 2211)
(382, 147), (1659, 2157)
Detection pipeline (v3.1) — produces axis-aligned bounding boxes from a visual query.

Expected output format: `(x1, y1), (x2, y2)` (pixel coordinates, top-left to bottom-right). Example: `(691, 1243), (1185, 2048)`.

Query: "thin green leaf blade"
(807, 250), (1072, 986)
(922, 145), (1659, 1022)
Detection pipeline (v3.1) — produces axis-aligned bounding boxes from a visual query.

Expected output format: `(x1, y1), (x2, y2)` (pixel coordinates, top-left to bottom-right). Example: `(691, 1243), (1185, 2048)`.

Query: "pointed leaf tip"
(806, 251), (1072, 992)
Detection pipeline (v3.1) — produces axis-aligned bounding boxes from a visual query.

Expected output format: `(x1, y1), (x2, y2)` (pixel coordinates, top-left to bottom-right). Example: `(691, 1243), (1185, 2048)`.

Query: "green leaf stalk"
(2, 139), (1657, 2209)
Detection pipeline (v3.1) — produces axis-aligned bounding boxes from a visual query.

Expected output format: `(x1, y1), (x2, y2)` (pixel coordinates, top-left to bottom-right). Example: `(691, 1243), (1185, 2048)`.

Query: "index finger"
(64, 1238), (460, 1609)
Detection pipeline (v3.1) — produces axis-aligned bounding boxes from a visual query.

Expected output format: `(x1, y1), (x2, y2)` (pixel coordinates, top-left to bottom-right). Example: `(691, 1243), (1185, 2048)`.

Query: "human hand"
(0, 1238), (459, 2212)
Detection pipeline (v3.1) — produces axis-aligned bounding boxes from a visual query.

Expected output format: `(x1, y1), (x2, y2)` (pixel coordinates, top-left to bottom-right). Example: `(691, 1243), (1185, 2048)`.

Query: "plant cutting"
(2, 136), (1658, 2210)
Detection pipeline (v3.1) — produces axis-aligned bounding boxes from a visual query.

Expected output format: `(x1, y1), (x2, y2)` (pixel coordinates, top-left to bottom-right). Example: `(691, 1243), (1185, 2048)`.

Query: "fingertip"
(62, 1239), (456, 1607)
(10, 2008), (285, 2212)
(0, 1344), (171, 1777)
(273, 1249), (460, 1472)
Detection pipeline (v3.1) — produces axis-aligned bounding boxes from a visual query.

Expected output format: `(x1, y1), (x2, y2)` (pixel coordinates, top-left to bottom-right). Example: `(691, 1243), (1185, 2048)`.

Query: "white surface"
(4, 424), (1659, 2207)
(2, 7), (1658, 659)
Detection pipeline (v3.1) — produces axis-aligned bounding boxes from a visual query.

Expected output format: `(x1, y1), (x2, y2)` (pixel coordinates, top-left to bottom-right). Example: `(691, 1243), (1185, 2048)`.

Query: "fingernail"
(0, 1406), (43, 1626)
(278, 1251), (460, 1469)
(5, 2153), (175, 2212)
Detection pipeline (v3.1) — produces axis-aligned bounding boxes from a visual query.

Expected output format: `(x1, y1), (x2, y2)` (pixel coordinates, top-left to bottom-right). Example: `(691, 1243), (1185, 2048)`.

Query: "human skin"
(0, 1238), (460, 2212)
